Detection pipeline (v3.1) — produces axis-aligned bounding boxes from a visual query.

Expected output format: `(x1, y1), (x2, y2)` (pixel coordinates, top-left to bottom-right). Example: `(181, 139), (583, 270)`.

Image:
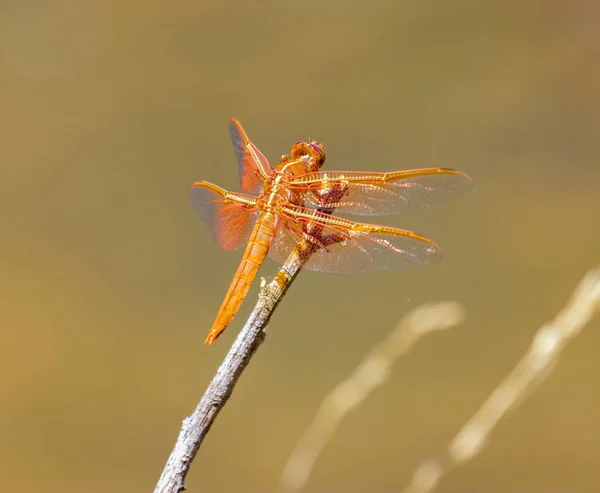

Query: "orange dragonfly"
(191, 119), (472, 344)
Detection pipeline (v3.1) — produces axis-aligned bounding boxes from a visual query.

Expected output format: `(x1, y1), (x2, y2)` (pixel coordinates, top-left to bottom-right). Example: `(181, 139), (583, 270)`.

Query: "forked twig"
(401, 266), (600, 493)
(278, 302), (466, 493)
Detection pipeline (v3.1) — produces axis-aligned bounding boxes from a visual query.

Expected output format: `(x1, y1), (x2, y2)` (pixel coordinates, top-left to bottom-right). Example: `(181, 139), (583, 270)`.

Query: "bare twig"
(154, 256), (304, 493)
(277, 302), (466, 493)
(401, 266), (600, 493)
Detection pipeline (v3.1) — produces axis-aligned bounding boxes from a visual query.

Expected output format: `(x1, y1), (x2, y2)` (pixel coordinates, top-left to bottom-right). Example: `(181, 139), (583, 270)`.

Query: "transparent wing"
(268, 205), (442, 273)
(229, 118), (272, 193)
(288, 168), (472, 216)
(189, 181), (259, 251)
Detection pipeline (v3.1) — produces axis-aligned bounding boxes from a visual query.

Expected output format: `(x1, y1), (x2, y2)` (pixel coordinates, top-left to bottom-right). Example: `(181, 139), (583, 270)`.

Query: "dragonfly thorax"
(256, 170), (294, 212)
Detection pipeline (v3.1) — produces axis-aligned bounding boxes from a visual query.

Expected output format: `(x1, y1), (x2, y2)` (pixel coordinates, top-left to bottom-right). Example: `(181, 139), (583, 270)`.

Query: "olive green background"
(1, 1), (599, 492)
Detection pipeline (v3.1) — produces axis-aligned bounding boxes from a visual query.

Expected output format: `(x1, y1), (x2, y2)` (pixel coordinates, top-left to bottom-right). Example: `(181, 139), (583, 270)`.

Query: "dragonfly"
(190, 119), (472, 344)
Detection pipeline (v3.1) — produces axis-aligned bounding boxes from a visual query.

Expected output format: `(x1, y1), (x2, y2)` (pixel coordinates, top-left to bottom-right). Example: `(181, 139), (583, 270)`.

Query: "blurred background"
(1, 1), (599, 492)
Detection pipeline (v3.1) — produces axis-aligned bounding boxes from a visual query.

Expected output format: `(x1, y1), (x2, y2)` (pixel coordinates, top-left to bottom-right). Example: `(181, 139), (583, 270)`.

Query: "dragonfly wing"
(289, 168), (472, 216)
(190, 181), (259, 251)
(268, 206), (442, 273)
(229, 118), (272, 193)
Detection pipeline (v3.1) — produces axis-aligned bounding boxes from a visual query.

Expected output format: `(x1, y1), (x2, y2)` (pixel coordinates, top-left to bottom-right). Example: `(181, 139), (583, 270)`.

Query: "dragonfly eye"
(290, 141), (326, 170)
(309, 141), (326, 168)
(290, 141), (308, 158)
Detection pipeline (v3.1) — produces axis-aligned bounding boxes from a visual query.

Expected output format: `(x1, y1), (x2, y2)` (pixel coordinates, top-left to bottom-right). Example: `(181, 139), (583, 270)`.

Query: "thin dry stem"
(401, 266), (600, 493)
(277, 302), (466, 493)
(154, 258), (303, 493)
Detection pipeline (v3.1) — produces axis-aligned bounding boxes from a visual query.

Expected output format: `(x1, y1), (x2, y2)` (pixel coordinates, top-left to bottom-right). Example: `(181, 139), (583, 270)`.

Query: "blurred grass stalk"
(277, 266), (600, 493)
(278, 301), (466, 493)
(401, 265), (600, 493)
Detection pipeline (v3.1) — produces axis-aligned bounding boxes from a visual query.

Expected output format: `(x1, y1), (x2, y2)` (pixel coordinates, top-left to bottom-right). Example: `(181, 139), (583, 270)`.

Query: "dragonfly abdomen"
(204, 213), (277, 344)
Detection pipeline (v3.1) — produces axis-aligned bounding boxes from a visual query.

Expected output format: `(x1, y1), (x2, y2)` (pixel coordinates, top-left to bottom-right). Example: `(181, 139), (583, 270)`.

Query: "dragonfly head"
(290, 140), (326, 171)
